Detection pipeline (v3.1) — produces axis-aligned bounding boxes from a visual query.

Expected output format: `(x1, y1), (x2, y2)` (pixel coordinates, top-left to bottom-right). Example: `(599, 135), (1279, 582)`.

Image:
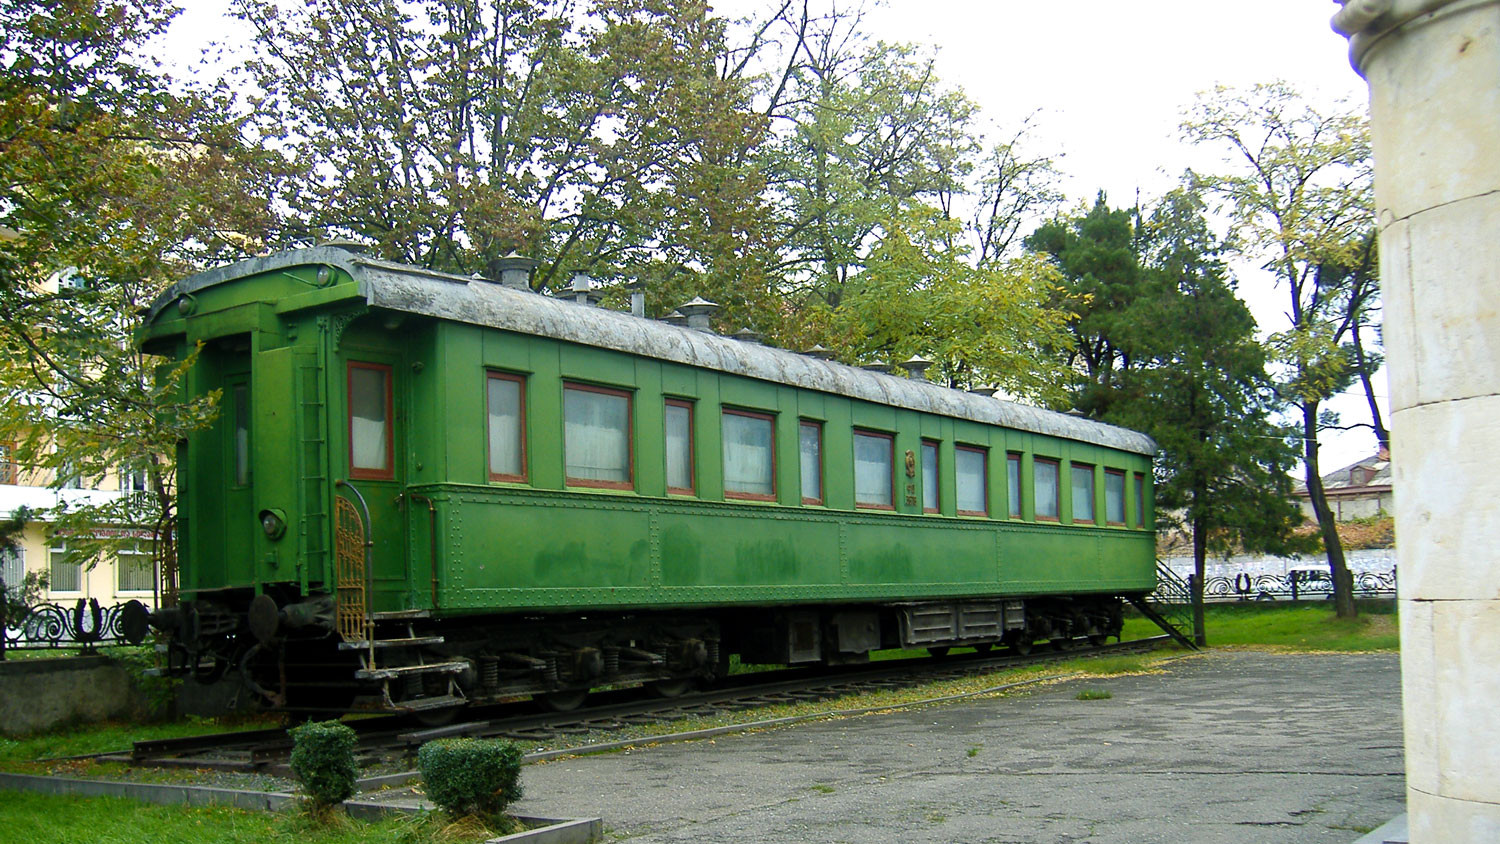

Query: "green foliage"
(107, 645), (179, 720)
(288, 720), (360, 810)
(416, 737), (524, 821)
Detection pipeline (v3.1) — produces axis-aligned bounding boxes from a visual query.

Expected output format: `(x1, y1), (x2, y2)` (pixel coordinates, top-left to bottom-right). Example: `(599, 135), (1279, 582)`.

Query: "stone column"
(1332, 1), (1500, 840)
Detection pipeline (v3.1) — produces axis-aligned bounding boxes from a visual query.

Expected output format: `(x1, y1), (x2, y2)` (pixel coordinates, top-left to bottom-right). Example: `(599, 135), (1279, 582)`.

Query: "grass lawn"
(0, 716), (280, 770)
(0, 791), (502, 844)
(1123, 599), (1399, 651)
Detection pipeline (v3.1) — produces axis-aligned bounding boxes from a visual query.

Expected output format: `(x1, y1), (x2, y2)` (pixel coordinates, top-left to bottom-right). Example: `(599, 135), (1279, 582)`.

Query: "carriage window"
(233, 383), (251, 486)
(1105, 469), (1126, 524)
(1134, 473), (1147, 528)
(564, 384), (632, 488)
(956, 446), (987, 516)
(1007, 453), (1022, 518)
(799, 421), (822, 504)
(348, 362), (393, 479)
(1072, 463), (1096, 523)
(665, 399), (694, 494)
(724, 409), (775, 499)
(921, 440), (939, 513)
(853, 430), (893, 509)
(487, 372), (526, 482)
(1034, 458), (1060, 520)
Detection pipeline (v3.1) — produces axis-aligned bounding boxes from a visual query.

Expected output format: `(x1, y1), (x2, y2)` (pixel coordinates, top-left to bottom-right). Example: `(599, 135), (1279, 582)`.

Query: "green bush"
(288, 720), (359, 810)
(417, 737), (524, 820)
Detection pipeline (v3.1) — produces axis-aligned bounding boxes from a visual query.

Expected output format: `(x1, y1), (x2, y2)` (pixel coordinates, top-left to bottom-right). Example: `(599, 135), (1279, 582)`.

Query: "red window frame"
(665, 398), (695, 495)
(1034, 457), (1061, 521)
(853, 429), (895, 511)
(1006, 452), (1023, 519)
(347, 361), (395, 481)
(800, 420), (824, 505)
(563, 382), (635, 490)
(921, 439), (940, 514)
(955, 444), (989, 517)
(486, 371), (528, 483)
(1104, 468), (1127, 525)
(723, 408), (776, 501)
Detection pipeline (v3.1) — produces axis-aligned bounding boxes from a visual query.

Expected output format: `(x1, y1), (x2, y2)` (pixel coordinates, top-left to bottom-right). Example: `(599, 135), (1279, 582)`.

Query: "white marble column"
(1333, 1), (1500, 840)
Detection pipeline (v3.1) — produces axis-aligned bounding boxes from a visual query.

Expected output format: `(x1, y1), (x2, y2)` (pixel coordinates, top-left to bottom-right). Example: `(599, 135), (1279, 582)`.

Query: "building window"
(117, 541), (155, 592)
(1007, 453), (1022, 518)
(49, 544), (80, 593)
(799, 421), (823, 504)
(0, 442), (16, 485)
(1105, 469), (1126, 524)
(564, 384), (633, 488)
(1072, 463), (1096, 523)
(853, 430), (894, 509)
(921, 440), (939, 513)
(956, 446), (988, 516)
(232, 382), (251, 487)
(723, 409), (775, 500)
(487, 372), (527, 482)
(348, 362), (394, 479)
(57, 459), (83, 490)
(1, 546), (23, 590)
(1134, 473), (1147, 528)
(665, 399), (694, 494)
(1034, 458), (1060, 520)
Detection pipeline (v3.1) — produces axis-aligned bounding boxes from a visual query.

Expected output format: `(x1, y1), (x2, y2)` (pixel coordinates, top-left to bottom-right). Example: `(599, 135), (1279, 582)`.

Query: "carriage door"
(344, 359), (407, 613)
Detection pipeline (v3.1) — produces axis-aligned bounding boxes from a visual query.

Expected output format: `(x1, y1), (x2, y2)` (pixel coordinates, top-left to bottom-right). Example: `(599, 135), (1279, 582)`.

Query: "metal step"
(338, 636), (445, 650)
(355, 661), (468, 681)
(372, 609), (431, 620)
(394, 694), (467, 713)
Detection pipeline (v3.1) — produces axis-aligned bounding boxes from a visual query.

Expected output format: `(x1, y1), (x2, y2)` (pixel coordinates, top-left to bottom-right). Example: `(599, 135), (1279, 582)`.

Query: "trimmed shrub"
(288, 720), (360, 810)
(418, 737), (524, 819)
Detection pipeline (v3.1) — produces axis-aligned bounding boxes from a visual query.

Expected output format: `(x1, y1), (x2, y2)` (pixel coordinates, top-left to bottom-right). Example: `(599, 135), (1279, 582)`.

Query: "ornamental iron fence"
(1152, 567), (1397, 604)
(0, 579), (131, 659)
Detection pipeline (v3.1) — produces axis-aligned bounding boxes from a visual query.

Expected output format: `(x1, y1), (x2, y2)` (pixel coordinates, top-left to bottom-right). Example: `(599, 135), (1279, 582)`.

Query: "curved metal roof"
(153, 247), (1156, 456)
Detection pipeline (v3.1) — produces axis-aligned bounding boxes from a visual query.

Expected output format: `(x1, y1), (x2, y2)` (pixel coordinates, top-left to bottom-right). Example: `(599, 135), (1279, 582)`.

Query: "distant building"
(0, 442), (158, 609)
(1293, 446), (1393, 522)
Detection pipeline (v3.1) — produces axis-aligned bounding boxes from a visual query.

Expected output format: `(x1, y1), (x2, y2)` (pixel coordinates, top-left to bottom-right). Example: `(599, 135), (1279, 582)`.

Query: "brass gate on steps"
(334, 482), (374, 663)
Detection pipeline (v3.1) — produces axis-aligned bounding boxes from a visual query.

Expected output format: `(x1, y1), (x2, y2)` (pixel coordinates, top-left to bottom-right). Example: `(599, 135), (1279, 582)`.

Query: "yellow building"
(0, 442), (158, 609)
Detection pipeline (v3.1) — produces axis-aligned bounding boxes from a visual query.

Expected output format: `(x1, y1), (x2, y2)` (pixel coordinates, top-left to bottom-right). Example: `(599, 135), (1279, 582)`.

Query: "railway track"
(102, 635), (1170, 777)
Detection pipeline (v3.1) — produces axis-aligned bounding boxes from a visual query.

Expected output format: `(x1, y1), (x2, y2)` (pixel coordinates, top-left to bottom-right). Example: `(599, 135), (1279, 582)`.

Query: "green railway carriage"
(129, 245), (1157, 714)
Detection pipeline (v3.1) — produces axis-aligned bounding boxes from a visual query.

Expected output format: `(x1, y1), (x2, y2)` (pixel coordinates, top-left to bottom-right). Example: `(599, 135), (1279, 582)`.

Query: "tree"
(1106, 189), (1310, 645)
(0, 0), (274, 580)
(1181, 82), (1375, 619)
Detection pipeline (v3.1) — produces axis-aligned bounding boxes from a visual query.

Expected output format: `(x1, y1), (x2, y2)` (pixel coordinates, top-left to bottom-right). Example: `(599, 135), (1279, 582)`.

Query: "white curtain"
(853, 433), (891, 506)
(1072, 465), (1095, 521)
(799, 423), (821, 501)
(565, 388), (630, 482)
(921, 443), (938, 510)
(956, 448), (986, 513)
(1106, 471), (1126, 523)
(349, 367), (389, 471)
(1035, 461), (1059, 518)
(724, 413), (773, 495)
(233, 384), (250, 485)
(665, 403), (692, 490)
(488, 377), (523, 477)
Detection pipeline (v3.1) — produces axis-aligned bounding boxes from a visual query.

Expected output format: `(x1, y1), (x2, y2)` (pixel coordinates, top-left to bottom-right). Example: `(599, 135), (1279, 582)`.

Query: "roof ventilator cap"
(317, 237), (370, 254)
(731, 327), (761, 344)
(572, 273), (595, 305)
(801, 344), (835, 360)
(860, 362), (893, 374)
(626, 279), (646, 318)
(662, 309), (687, 327)
(968, 386), (997, 397)
(677, 297), (719, 332)
(486, 253), (538, 291)
(899, 355), (932, 380)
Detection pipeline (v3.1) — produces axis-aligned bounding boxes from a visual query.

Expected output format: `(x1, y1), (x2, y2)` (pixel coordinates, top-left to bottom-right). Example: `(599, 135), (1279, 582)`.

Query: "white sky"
(164, 0), (1381, 472)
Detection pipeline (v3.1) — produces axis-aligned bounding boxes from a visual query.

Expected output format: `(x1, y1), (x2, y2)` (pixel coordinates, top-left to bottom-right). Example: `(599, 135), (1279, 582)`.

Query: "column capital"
(1332, 0), (1498, 74)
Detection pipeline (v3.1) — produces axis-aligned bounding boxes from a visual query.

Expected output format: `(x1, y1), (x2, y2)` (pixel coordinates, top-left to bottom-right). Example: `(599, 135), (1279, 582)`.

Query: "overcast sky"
(166, 0), (1382, 470)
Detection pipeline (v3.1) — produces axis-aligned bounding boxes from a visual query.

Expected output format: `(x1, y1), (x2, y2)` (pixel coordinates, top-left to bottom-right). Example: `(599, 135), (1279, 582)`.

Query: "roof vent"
(626, 279), (646, 318)
(486, 253), (538, 290)
(572, 273), (595, 305)
(677, 297), (719, 332)
(731, 327), (761, 344)
(802, 345), (835, 360)
(662, 309), (687, 327)
(968, 386), (997, 397)
(318, 238), (370, 254)
(899, 355), (932, 380)
(860, 363), (893, 374)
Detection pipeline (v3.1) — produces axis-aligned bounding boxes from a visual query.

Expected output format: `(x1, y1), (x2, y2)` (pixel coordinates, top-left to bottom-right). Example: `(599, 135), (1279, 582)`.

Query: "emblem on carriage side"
(904, 449), (916, 478)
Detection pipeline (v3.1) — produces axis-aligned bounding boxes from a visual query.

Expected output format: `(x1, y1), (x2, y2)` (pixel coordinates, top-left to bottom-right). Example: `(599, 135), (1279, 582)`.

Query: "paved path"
(512, 651), (1404, 843)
